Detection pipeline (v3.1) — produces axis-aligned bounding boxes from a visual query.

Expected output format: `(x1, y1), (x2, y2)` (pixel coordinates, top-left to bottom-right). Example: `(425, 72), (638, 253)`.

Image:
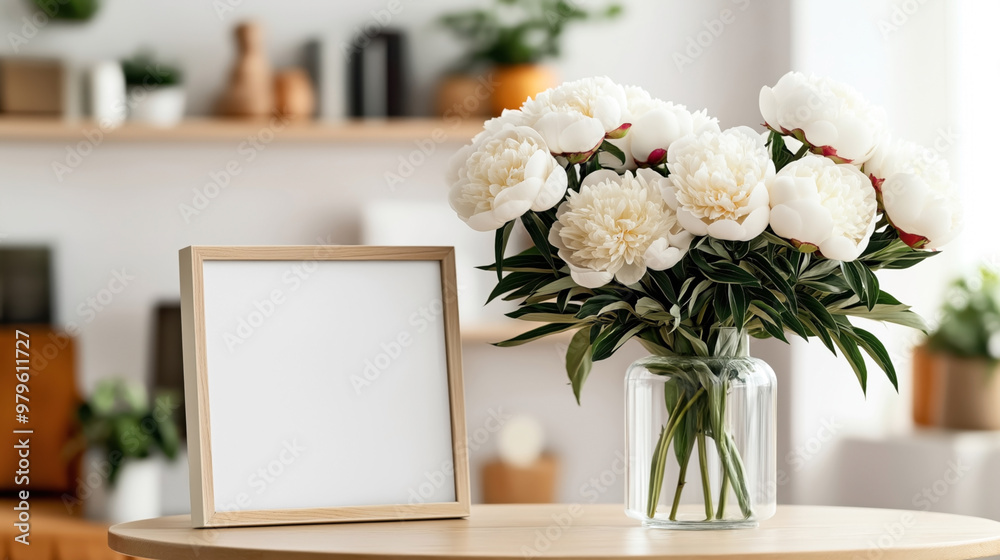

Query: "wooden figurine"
(274, 69), (316, 120)
(216, 22), (273, 118)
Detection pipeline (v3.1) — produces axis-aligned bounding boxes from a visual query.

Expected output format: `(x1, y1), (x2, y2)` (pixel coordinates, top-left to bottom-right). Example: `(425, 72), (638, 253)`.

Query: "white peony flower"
(600, 86), (720, 169)
(759, 71), (887, 164)
(549, 169), (691, 288)
(864, 137), (949, 190)
(448, 124), (568, 232)
(475, 108), (530, 141)
(521, 76), (629, 161)
(663, 126), (773, 241)
(864, 138), (963, 249)
(768, 155), (877, 261)
(881, 173), (962, 250)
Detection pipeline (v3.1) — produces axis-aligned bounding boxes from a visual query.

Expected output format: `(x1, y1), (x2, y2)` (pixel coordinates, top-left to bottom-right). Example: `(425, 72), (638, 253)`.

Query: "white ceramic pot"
(128, 86), (186, 127)
(89, 61), (127, 128)
(83, 450), (162, 524)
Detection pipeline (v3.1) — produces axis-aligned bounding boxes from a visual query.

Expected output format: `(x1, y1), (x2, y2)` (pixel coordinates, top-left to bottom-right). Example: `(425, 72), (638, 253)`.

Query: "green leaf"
(647, 269), (679, 306)
(841, 260), (879, 311)
(781, 309), (810, 340)
(749, 300), (788, 343)
(729, 285), (749, 329)
(566, 327), (594, 404)
(534, 276), (578, 297)
(713, 287), (732, 324)
(635, 297), (665, 317)
(521, 212), (558, 273)
(494, 221), (515, 281)
(832, 328), (868, 394)
(687, 280), (713, 319)
(487, 271), (540, 303)
(746, 257), (797, 313)
(690, 250), (761, 286)
(677, 326), (710, 357)
(847, 325), (898, 391)
(600, 139), (626, 164)
(798, 291), (838, 332)
(592, 322), (645, 361)
(494, 322), (579, 347)
(575, 294), (623, 319)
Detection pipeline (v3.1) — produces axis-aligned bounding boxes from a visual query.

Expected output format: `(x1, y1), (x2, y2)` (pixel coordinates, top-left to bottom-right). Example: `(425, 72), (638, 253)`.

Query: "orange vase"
(490, 64), (557, 116)
(911, 343), (940, 427)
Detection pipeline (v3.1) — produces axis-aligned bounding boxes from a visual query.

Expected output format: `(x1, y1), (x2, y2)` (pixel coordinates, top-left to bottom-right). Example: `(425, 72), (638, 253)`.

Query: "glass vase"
(625, 328), (776, 529)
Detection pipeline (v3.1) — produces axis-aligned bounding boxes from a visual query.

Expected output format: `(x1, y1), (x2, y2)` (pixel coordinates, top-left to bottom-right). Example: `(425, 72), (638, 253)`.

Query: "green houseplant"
(74, 379), (181, 486)
(121, 51), (187, 127)
(925, 266), (1000, 430)
(439, 0), (621, 115)
(70, 379), (181, 522)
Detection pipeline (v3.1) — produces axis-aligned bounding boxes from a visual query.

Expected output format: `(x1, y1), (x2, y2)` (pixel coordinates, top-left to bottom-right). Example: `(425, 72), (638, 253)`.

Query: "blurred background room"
(0, 0), (998, 557)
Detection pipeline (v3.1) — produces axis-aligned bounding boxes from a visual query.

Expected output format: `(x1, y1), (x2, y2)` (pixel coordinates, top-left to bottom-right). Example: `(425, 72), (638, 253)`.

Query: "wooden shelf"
(0, 117), (483, 143)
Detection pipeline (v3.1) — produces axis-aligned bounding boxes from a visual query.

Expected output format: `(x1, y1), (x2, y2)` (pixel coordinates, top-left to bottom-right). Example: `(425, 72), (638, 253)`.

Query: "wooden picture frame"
(178, 246), (469, 528)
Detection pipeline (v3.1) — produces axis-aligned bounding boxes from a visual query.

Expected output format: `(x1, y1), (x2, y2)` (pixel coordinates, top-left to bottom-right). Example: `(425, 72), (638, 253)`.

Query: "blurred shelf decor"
(122, 51), (186, 127)
(483, 414), (558, 503)
(0, 117), (482, 142)
(69, 379), (181, 524)
(914, 265), (1000, 430)
(437, 0), (622, 116)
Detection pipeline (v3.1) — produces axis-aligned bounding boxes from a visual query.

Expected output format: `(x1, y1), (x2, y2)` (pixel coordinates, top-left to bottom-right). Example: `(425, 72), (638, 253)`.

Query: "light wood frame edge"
(178, 245), (470, 528)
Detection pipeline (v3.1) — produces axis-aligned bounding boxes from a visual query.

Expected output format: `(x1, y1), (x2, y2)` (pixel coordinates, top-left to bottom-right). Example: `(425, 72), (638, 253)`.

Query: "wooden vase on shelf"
(217, 22), (273, 118)
(274, 69), (316, 120)
(482, 455), (557, 504)
(490, 64), (556, 117)
(938, 354), (1000, 430)
(911, 343), (940, 427)
(436, 74), (491, 119)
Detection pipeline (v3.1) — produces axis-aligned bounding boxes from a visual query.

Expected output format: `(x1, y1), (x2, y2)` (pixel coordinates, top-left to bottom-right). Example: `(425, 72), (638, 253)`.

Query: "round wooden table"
(109, 504), (1000, 559)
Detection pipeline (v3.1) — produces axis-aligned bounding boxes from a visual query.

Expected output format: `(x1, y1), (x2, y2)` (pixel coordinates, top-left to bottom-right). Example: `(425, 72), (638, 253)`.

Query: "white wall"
(0, 0), (791, 505)
(783, 0), (975, 508)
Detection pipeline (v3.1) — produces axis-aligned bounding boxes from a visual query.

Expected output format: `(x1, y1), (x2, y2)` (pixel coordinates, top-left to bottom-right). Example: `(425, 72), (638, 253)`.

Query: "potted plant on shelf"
(923, 266), (1000, 430)
(438, 0), (621, 117)
(69, 379), (181, 523)
(447, 73), (962, 528)
(122, 51), (186, 127)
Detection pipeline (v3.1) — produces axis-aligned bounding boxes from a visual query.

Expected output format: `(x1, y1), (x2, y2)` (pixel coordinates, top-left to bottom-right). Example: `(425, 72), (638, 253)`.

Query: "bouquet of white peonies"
(447, 73), (962, 520)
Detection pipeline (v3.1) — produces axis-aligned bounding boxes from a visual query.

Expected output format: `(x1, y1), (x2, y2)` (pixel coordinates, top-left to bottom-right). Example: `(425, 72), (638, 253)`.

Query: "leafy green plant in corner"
(439, 0), (622, 68)
(31, 0), (99, 21)
(928, 265), (1000, 363)
(121, 51), (183, 88)
(70, 379), (181, 486)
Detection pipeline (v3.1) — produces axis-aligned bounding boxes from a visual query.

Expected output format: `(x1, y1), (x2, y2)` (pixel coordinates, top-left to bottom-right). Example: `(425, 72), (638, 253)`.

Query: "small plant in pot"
(70, 379), (181, 523)
(121, 51), (186, 127)
(925, 266), (1000, 430)
(439, 0), (621, 116)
